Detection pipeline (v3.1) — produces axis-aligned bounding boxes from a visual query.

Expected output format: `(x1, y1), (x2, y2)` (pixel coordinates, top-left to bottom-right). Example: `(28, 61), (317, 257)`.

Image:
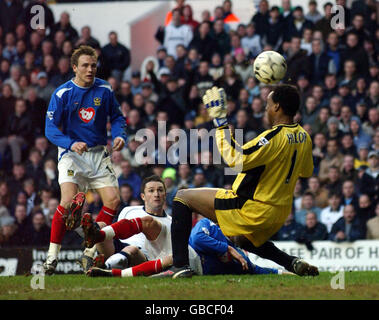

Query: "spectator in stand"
(118, 160), (142, 199)
(162, 8), (193, 59)
(4, 64), (21, 98)
(366, 202), (379, 240)
(305, 0), (323, 24)
(302, 95), (319, 125)
(0, 83), (16, 138)
(75, 26), (100, 49)
(345, 13), (371, 46)
(50, 56), (74, 88)
(357, 193), (376, 225)
(189, 22), (216, 63)
(354, 143), (370, 170)
(326, 114), (344, 140)
(284, 6), (314, 42)
(318, 138), (344, 183)
(25, 148), (44, 188)
(308, 39), (335, 85)
(212, 21), (231, 60)
(284, 36), (310, 84)
(8, 203), (31, 246)
(50, 11), (78, 43)
(340, 154), (359, 183)
(320, 191), (344, 233)
(341, 32), (369, 78)
(311, 106), (329, 136)
(0, 216), (16, 247)
(341, 179), (359, 210)
(362, 108), (378, 137)
(295, 191), (322, 225)
(329, 204), (366, 242)
(298, 211), (328, 244)
(118, 183), (134, 213)
(102, 31), (131, 82)
(251, 0), (269, 38)
(0, 98), (33, 164)
(339, 105), (353, 133)
(222, 0), (240, 25)
(274, 212), (303, 241)
(364, 80), (379, 110)
(357, 150), (379, 202)
(323, 165), (343, 195)
(265, 6), (284, 50)
(6, 162), (27, 197)
(307, 176), (329, 209)
(35, 71), (55, 102)
(340, 133), (358, 157)
(0, 0), (23, 35)
(241, 23), (262, 59)
(33, 136), (56, 164)
(26, 211), (50, 246)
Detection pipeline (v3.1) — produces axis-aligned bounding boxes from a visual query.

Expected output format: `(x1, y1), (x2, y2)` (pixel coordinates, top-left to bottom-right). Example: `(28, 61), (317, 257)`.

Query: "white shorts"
(57, 146), (119, 193)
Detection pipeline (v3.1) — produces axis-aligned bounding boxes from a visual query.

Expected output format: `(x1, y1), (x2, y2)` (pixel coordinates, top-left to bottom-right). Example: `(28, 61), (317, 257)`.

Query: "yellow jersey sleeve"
(215, 125), (284, 172)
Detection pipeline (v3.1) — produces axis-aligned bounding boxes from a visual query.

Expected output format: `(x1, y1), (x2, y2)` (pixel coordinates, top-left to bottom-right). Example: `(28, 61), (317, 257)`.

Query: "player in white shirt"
(81, 175), (201, 277)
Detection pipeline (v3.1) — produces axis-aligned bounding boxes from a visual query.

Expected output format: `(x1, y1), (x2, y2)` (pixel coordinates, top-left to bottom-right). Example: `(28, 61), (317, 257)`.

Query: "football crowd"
(0, 0), (378, 250)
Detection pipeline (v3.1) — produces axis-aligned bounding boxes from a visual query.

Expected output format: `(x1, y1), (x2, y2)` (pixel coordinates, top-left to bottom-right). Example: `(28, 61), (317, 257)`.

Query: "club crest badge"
(94, 97), (101, 106)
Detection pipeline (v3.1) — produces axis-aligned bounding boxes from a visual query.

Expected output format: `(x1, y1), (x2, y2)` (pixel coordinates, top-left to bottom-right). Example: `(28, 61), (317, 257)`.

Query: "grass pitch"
(1, 271), (379, 300)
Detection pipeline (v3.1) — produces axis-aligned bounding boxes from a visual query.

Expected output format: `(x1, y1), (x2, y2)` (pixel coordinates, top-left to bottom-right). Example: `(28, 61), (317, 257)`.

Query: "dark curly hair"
(271, 84), (300, 117)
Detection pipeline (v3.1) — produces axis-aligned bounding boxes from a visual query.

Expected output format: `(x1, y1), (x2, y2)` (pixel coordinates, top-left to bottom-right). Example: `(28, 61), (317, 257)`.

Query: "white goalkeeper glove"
(202, 86), (228, 127)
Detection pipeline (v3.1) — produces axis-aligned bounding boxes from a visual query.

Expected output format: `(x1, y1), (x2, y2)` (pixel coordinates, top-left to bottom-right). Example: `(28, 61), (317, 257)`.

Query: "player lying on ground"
(156, 85), (319, 278)
(43, 45), (127, 274)
(82, 175), (308, 277)
(80, 175), (199, 275)
(87, 216), (292, 277)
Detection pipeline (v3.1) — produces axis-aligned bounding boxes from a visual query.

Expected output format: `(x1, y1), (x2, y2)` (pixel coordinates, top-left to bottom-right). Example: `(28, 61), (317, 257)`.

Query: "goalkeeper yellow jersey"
(215, 123), (314, 206)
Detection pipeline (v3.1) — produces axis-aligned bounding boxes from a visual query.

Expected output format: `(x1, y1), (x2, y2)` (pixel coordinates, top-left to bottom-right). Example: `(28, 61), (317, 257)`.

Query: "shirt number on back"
(285, 150), (297, 184)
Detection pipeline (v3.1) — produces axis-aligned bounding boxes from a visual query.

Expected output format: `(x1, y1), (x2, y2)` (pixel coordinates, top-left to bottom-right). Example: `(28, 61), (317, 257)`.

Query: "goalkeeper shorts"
(214, 189), (292, 247)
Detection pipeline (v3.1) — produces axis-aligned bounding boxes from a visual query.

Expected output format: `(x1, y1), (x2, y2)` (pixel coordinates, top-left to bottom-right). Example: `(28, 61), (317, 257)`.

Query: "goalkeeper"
(159, 85), (319, 278)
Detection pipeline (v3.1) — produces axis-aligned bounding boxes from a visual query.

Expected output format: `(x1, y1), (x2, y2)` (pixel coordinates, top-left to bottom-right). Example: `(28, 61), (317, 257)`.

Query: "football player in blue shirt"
(43, 45), (127, 274)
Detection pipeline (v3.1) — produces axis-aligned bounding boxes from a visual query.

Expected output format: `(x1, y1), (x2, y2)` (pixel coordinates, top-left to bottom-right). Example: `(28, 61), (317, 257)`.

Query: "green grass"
(1, 271), (379, 300)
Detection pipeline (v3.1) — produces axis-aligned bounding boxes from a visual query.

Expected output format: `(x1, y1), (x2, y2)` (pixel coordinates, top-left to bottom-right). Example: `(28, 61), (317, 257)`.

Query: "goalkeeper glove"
(202, 86), (228, 127)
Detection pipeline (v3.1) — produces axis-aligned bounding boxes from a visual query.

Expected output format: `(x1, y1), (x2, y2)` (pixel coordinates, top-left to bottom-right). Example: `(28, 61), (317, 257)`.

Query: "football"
(253, 51), (287, 84)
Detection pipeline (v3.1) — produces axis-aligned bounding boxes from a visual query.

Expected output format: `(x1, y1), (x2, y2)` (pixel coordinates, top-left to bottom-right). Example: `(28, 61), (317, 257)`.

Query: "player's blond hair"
(70, 45), (98, 67)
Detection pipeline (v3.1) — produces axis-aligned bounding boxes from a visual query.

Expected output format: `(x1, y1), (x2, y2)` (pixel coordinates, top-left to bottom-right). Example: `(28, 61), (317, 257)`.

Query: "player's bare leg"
(95, 186), (120, 225)
(82, 213), (164, 248)
(44, 182), (80, 274)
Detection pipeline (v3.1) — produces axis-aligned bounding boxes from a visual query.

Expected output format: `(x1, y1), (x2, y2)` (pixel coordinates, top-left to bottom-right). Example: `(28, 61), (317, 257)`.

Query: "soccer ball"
(253, 51), (287, 84)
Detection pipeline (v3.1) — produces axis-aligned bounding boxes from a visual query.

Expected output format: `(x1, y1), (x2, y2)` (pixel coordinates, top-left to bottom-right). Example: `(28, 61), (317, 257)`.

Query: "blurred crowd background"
(0, 0), (378, 249)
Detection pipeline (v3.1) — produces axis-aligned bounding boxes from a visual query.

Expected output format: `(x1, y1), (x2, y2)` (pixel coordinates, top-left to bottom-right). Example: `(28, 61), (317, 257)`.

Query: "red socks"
(110, 218), (143, 240)
(112, 269), (122, 277)
(50, 205), (67, 244)
(132, 259), (163, 276)
(111, 259), (163, 277)
(95, 206), (116, 225)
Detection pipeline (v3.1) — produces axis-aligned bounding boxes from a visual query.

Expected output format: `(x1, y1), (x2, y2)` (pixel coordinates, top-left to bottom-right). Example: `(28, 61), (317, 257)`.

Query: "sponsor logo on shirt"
(78, 107), (95, 123)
